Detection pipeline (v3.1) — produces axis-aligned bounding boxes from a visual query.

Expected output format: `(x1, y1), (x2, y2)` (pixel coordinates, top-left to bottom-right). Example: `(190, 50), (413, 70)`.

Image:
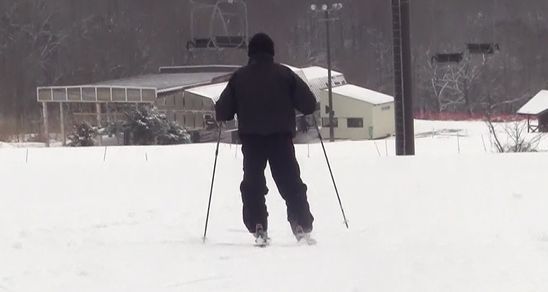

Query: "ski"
(293, 225), (317, 246)
(297, 236), (317, 246)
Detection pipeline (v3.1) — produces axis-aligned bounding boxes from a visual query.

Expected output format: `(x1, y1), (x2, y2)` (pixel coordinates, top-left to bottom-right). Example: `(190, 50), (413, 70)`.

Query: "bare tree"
(423, 50), (458, 113)
(0, 0), (67, 138)
(368, 28), (393, 92)
(420, 48), (495, 115)
(486, 118), (544, 153)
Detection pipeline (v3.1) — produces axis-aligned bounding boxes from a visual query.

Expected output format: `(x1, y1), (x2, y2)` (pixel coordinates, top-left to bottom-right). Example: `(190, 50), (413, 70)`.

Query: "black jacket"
(215, 54), (317, 135)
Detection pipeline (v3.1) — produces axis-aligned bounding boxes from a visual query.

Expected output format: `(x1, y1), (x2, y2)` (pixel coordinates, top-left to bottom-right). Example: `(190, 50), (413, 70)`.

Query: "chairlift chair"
(432, 52), (464, 64)
(187, 0), (249, 51)
(467, 43), (500, 55)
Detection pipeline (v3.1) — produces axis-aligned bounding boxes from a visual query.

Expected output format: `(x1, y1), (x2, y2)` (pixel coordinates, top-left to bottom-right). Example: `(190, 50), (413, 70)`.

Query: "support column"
(42, 102), (50, 147)
(106, 102), (111, 124)
(96, 103), (103, 146)
(391, 0), (415, 155)
(60, 103), (66, 146)
(325, 9), (335, 142)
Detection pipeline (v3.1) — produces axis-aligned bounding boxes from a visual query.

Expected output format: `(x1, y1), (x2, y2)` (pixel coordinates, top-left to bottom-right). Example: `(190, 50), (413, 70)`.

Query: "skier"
(215, 33), (317, 245)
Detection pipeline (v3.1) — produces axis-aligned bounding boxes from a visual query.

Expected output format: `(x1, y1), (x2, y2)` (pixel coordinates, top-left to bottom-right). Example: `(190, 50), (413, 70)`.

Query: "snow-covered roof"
(185, 65), (310, 102)
(281, 64), (302, 72)
(301, 66), (343, 80)
(158, 65), (240, 74)
(95, 72), (229, 94)
(518, 90), (548, 115)
(325, 84), (394, 105)
(282, 64), (309, 84)
(185, 82), (228, 102)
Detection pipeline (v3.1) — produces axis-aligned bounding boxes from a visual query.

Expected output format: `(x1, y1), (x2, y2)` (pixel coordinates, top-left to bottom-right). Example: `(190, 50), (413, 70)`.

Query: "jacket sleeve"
(215, 78), (237, 121)
(290, 72), (318, 115)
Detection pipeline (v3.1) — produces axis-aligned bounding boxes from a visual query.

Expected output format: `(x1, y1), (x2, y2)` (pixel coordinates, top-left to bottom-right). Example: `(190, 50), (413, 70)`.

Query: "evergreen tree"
(123, 107), (190, 145)
(68, 122), (97, 146)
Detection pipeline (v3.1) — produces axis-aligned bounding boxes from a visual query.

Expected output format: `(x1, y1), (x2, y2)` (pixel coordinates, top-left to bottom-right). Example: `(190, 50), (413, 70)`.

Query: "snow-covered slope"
(1, 120), (547, 292)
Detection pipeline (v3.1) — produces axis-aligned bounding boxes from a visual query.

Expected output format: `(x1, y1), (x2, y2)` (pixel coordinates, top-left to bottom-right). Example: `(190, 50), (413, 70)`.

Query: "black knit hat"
(248, 33), (275, 57)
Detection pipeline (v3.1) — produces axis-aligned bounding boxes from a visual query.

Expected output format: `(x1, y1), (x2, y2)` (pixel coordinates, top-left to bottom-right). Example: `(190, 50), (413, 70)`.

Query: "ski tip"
(298, 238), (317, 246)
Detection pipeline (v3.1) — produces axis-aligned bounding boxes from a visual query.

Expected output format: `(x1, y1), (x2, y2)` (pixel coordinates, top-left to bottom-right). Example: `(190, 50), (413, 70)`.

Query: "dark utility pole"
(391, 0), (415, 155)
(311, 3), (343, 142)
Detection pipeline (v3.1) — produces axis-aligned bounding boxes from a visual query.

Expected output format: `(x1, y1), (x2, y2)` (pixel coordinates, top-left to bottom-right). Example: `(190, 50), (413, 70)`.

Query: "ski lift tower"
(186, 0), (249, 51)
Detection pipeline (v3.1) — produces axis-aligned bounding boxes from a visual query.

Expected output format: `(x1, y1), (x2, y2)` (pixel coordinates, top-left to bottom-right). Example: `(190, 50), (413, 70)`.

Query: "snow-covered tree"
(123, 107), (190, 145)
(67, 122), (97, 146)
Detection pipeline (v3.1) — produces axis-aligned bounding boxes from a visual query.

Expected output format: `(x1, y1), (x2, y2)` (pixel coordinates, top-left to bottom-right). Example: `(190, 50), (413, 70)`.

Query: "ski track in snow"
(1, 120), (548, 292)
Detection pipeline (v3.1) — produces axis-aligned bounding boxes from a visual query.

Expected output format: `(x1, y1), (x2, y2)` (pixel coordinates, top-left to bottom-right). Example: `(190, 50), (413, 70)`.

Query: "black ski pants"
(239, 133), (314, 234)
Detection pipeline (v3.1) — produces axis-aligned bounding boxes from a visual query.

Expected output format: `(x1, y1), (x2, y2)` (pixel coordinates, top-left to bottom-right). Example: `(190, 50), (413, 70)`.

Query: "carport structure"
(37, 66), (236, 146)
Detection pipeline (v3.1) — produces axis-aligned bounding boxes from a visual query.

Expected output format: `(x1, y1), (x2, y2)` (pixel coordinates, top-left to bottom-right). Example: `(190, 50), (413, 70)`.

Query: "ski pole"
(313, 118), (349, 228)
(203, 123), (223, 242)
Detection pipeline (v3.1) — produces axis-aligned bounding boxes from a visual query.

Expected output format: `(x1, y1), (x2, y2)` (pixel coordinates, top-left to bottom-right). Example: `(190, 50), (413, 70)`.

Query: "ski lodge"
(36, 64), (395, 145)
(517, 89), (548, 132)
(178, 65), (395, 141)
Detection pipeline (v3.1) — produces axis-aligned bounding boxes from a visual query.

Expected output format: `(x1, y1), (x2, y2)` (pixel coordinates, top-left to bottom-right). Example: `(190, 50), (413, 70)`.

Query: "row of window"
(159, 94), (213, 110)
(166, 111), (211, 129)
(324, 80), (347, 87)
(321, 117), (364, 128)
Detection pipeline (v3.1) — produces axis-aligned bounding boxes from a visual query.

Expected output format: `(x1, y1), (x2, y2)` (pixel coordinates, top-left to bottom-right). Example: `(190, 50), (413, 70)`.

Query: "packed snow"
(1, 120), (547, 292)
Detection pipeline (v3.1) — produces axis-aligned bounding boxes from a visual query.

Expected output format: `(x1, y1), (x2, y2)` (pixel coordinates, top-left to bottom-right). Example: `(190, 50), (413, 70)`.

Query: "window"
(347, 118), (364, 128)
(322, 117), (338, 127)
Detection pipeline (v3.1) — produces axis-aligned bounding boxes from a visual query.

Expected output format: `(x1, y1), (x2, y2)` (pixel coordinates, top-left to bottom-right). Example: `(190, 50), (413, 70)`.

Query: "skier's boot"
(253, 224), (269, 247)
(293, 225), (317, 245)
